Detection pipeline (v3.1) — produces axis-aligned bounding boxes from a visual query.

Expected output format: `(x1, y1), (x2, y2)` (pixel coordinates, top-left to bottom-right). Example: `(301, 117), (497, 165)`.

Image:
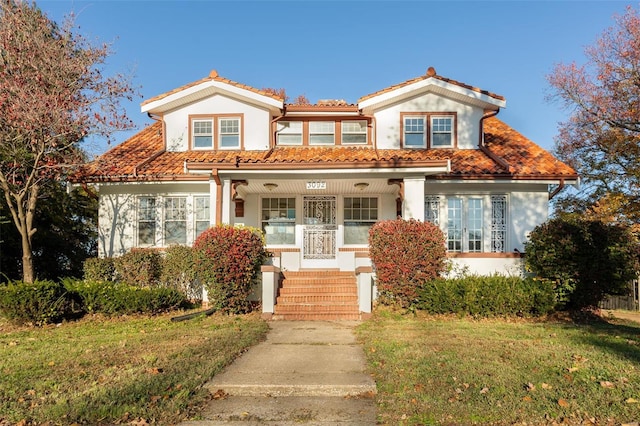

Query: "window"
(195, 196), (210, 238)
(404, 116), (425, 148)
(164, 197), (187, 245)
(467, 198), (483, 252)
(344, 197), (378, 244)
(276, 121), (303, 145)
(193, 120), (213, 149)
(491, 195), (507, 253)
(138, 197), (157, 246)
(435, 194), (508, 254)
(431, 116), (453, 147)
(219, 117), (240, 148)
(341, 120), (367, 144)
(425, 196), (440, 225)
(262, 197), (296, 245)
(309, 121), (335, 145)
(447, 198), (463, 252)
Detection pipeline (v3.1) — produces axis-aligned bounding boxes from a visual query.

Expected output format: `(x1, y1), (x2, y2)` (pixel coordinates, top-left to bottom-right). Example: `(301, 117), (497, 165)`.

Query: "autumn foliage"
(193, 225), (267, 313)
(369, 218), (447, 307)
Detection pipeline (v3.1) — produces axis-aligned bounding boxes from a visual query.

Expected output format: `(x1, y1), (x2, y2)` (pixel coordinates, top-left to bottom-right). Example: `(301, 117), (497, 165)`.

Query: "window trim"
(430, 115), (455, 148)
(261, 196), (297, 246)
(274, 119), (372, 146)
(309, 121), (335, 145)
(137, 196), (157, 247)
(343, 196), (379, 245)
(163, 196), (187, 245)
(340, 120), (368, 145)
(189, 114), (244, 150)
(276, 120), (303, 146)
(400, 112), (457, 149)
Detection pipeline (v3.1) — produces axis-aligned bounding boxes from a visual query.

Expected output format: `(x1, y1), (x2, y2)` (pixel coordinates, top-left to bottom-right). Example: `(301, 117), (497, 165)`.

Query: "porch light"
(354, 182), (369, 191)
(263, 183), (278, 191)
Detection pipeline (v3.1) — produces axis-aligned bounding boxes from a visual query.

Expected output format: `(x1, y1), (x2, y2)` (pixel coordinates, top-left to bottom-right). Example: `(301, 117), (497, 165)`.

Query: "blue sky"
(39, 0), (632, 157)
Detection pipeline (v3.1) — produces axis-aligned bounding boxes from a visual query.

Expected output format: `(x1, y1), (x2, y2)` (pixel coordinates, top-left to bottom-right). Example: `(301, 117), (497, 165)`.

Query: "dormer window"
(276, 121), (303, 145)
(219, 117), (240, 149)
(309, 121), (335, 145)
(193, 119), (213, 149)
(401, 112), (456, 148)
(190, 115), (243, 150)
(341, 120), (367, 145)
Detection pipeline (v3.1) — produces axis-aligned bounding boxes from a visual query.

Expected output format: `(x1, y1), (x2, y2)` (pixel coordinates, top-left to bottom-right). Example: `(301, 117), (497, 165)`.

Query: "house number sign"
(306, 181), (326, 190)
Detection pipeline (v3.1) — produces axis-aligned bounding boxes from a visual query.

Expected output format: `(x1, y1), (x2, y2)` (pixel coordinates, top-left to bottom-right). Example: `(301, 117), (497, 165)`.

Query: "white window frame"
(276, 121), (303, 145)
(309, 121), (335, 145)
(137, 196), (157, 247)
(341, 120), (367, 145)
(163, 197), (187, 245)
(467, 198), (483, 253)
(425, 196), (440, 225)
(192, 119), (213, 149)
(194, 196), (210, 239)
(343, 196), (378, 245)
(403, 116), (426, 148)
(431, 115), (454, 148)
(261, 197), (296, 245)
(218, 117), (241, 149)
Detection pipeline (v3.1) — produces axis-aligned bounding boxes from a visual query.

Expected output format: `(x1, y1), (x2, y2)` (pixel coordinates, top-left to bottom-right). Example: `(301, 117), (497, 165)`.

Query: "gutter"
(478, 108), (515, 174)
(549, 178), (565, 200)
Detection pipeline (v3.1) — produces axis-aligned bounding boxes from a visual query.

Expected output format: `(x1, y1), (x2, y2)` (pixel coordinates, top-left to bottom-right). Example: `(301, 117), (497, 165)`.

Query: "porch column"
(221, 178), (233, 225)
(402, 177), (426, 220)
(209, 176), (218, 225)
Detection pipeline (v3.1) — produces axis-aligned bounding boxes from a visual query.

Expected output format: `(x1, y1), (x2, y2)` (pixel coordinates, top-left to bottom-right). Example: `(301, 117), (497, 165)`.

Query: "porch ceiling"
(235, 178), (401, 198)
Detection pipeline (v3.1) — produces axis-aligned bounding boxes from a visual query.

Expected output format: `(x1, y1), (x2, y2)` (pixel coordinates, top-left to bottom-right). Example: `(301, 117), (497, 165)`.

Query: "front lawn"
(0, 311), (268, 425)
(357, 309), (640, 425)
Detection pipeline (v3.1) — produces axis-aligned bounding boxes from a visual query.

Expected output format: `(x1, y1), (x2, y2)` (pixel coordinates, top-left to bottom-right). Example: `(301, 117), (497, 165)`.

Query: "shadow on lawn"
(562, 314), (640, 364)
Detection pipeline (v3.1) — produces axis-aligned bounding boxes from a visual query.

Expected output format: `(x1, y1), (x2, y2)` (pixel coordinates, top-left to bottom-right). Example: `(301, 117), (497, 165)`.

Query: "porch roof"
(73, 117), (578, 184)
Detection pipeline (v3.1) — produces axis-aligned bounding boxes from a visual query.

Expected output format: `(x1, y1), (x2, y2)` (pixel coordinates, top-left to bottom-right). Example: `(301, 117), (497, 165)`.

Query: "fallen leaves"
(558, 398), (570, 407)
(600, 381), (615, 389)
(212, 389), (228, 400)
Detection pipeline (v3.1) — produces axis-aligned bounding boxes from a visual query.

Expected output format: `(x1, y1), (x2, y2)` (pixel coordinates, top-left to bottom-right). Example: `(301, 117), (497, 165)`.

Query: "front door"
(302, 196), (337, 265)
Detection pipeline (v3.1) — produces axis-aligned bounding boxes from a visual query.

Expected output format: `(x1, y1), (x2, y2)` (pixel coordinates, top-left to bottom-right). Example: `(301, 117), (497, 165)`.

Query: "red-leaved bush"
(193, 225), (267, 313)
(369, 218), (447, 307)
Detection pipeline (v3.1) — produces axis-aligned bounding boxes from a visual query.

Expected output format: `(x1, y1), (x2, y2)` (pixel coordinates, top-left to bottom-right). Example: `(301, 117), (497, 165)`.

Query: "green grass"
(357, 308), (640, 425)
(0, 310), (269, 425)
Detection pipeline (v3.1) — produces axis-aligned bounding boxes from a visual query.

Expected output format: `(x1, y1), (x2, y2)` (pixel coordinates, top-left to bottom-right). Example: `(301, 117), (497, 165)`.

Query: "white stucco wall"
(373, 92), (484, 149)
(162, 93), (272, 152)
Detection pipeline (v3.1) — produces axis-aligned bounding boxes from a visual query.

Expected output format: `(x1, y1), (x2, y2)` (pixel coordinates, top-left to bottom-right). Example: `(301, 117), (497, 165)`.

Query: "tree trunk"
(21, 230), (34, 283)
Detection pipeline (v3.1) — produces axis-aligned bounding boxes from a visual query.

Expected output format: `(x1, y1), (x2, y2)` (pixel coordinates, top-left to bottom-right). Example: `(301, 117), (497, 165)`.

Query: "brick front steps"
(273, 271), (361, 321)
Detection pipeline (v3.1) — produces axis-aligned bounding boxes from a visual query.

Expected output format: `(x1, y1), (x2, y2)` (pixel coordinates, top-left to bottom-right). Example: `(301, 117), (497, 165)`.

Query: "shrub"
(113, 248), (163, 287)
(83, 257), (116, 282)
(65, 279), (186, 315)
(0, 280), (79, 325)
(193, 225), (267, 313)
(416, 275), (555, 317)
(160, 245), (201, 300)
(525, 216), (639, 310)
(369, 218), (447, 307)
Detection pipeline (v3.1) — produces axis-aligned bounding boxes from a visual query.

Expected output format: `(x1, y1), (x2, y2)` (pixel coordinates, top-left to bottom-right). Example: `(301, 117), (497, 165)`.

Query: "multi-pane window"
(404, 117), (425, 148)
(425, 196), (440, 225)
(341, 120), (367, 144)
(195, 196), (210, 238)
(344, 197), (378, 244)
(309, 121), (335, 145)
(431, 116), (453, 147)
(447, 198), (463, 252)
(262, 197), (296, 245)
(435, 195), (508, 253)
(491, 195), (507, 253)
(219, 118), (240, 148)
(193, 120), (213, 149)
(467, 198), (483, 252)
(276, 121), (303, 145)
(138, 197), (157, 246)
(164, 197), (187, 245)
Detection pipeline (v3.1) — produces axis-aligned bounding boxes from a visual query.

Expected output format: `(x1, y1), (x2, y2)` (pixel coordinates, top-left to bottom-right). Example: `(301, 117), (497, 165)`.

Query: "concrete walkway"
(179, 321), (377, 425)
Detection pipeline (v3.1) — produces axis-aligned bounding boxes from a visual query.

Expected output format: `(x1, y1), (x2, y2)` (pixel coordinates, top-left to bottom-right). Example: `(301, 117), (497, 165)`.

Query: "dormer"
(141, 70), (284, 152)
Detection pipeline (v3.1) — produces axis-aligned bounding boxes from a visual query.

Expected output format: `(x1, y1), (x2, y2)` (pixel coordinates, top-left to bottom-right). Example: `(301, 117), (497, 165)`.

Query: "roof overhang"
(358, 78), (507, 112)
(141, 80), (284, 115)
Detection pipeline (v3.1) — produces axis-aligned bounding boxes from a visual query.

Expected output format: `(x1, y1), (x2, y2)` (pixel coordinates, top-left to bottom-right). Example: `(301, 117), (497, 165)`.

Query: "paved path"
(179, 321), (377, 425)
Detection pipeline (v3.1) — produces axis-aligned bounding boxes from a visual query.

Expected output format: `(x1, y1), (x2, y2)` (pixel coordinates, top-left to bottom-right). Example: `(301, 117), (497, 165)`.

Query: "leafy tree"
(0, 1), (137, 282)
(548, 6), (640, 223)
(0, 182), (97, 282)
(525, 216), (639, 310)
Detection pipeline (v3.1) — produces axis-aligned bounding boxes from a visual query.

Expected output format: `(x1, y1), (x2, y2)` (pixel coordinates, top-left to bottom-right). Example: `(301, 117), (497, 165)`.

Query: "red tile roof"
(359, 67), (505, 104)
(74, 117), (577, 183)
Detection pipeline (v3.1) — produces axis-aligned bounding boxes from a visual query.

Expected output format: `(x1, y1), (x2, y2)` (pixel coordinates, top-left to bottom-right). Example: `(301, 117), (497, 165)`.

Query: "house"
(77, 67), (578, 320)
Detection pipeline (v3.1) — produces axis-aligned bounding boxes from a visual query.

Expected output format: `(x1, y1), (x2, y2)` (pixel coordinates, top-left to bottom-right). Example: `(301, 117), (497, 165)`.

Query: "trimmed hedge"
(64, 279), (186, 315)
(113, 248), (163, 287)
(416, 275), (555, 317)
(0, 280), (79, 325)
(83, 257), (115, 282)
(160, 245), (201, 300)
(369, 218), (447, 307)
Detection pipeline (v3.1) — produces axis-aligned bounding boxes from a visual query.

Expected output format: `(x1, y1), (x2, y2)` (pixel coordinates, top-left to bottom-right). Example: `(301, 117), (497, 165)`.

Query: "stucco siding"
(163, 93), (272, 152)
